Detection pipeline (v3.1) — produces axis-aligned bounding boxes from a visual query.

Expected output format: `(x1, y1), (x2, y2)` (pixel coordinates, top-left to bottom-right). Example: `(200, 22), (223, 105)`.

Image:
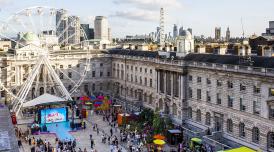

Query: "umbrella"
(153, 134), (165, 140)
(80, 96), (90, 101)
(85, 102), (93, 105)
(191, 138), (202, 144)
(97, 96), (104, 100)
(153, 139), (166, 145)
(90, 95), (96, 100)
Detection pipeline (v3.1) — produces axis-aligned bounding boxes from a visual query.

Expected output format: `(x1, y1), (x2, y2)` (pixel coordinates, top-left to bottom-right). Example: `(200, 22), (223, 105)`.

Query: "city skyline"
(0, 0), (273, 38)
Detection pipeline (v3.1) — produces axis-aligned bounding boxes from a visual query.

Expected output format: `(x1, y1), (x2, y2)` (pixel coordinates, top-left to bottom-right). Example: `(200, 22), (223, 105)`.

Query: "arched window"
(51, 87), (54, 94)
(227, 119), (233, 133)
(12, 89), (16, 95)
(205, 112), (211, 126)
(239, 122), (245, 138)
(268, 132), (274, 149)
(130, 89), (133, 97)
(159, 99), (163, 110)
(144, 93), (147, 102)
(252, 127), (260, 143)
(68, 85), (72, 91)
(188, 107), (192, 119)
(172, 103), (177, 116)
(31, 88), (35, 98)
(134, 90), (137, 98)
(40, 87), (44, 95)
(92, 83), (95, 91)
(196, 109), (201, 122)
(149, 94), (152, 104)
(120, 85), (123, 95)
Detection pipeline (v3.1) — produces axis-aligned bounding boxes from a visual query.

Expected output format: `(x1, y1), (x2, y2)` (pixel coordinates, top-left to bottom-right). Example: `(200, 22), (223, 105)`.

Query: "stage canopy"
(23, 93), (67, 107)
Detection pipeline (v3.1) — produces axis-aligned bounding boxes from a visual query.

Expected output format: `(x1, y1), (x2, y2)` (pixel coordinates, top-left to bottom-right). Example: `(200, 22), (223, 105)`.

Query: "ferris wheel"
(0, 6), (91, 115)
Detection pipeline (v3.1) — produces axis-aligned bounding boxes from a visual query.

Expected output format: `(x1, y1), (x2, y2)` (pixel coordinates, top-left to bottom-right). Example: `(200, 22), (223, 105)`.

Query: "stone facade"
(1, 48), (274, 151)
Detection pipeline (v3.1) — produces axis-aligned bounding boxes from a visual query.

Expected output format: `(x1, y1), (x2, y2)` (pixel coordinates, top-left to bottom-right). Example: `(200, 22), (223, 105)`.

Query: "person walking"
(110, 128), (113, 137)
(90, 139), (94, 149)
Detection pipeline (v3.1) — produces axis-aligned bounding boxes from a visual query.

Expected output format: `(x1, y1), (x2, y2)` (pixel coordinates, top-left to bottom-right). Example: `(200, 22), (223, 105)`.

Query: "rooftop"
(107, 48), (274, 68)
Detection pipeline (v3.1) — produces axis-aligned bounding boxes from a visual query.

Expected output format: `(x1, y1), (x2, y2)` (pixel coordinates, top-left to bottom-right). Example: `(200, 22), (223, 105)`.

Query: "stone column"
(171, 72), (174, 97)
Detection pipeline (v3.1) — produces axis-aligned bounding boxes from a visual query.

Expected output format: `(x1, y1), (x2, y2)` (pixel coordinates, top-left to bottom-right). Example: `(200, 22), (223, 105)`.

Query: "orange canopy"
(153, 134), (165, 140)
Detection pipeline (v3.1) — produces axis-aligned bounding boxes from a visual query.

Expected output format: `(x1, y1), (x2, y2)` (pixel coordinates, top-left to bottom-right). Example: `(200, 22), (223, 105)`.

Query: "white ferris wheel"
(0, 6), (91, 115)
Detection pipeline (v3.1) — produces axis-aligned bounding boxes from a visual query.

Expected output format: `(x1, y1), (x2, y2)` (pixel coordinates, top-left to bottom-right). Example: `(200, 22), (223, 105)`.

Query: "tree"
(152, 113), (165, 134)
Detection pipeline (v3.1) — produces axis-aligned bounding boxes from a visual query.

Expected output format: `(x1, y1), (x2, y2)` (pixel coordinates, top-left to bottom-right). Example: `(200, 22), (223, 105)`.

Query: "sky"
(0, 0), (273, 38)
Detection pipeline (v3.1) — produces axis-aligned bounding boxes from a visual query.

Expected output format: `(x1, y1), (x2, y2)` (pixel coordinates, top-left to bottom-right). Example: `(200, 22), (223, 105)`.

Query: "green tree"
(152, 113), (165, 134)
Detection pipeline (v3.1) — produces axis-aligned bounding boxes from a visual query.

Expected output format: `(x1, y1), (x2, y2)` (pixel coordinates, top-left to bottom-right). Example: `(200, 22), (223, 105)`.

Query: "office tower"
(56, 9), (68, 44)
(187, 28), (192, 35)
(156, 27), (160, 43)
(108, 28), (112, 42)
(67, 16), (80, 44)
(262, 21), (274, 36)
(94, 16), (109, 40)
(173, 24), (178, 38)
(226, 27), (230, 41)
(215, 27), (221, 40)
(179, 26), (184, 36)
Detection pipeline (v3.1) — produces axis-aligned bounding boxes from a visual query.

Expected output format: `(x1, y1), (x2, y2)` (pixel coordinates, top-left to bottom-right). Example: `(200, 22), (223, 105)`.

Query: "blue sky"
(0, 0), (273, 38)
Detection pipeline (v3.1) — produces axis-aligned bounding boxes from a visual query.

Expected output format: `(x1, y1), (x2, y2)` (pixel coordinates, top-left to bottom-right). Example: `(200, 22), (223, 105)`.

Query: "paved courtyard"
(17, 112), (127, 152)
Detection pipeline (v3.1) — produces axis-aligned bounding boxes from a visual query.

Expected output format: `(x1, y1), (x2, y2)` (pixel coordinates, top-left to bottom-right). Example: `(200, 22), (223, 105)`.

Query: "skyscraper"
(226, 27), (230, 41)
(108, 28), (112, 42)
(67, 16), (80, 44)
(187, 28), (193, 35)
(173, 24), (178, 38)
(179, 26), (184, 36)
(56, 9), (68, 45)
(215, 27), (221, 40)
(94, 16), (109, 40)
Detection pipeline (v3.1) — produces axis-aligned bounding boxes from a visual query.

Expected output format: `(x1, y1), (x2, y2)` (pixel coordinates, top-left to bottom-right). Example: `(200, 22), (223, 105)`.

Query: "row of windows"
(113, 63), (153, 74)
(187, 108), (267, 145)
(57, 63), (105, 69)
(188, 88), (261, 115)
(188, 75), (261, 94)
(114, 69), (153, 87)
(58, 64), (80, 69)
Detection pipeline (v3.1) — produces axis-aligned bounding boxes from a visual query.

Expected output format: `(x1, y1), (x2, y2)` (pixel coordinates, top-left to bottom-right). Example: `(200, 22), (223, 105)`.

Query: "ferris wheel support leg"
(13, 58), (43, 114)
(14, 63), (43, 116)
(11, 58), (42, 107)
(42, 56), (72, 100)
(11, 57), (42, 106)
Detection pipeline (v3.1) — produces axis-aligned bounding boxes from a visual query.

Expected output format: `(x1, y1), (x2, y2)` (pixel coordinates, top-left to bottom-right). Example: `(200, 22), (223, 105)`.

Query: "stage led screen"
(41, 107), (67, 124)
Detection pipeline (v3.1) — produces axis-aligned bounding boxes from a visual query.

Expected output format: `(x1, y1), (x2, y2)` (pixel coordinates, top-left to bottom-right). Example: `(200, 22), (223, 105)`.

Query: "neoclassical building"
(1, 41), (274, 151)
(109, 49), (274, 152)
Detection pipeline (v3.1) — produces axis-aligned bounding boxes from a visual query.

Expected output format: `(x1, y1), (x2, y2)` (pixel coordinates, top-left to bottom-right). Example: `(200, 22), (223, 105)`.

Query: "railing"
(187, 61), (274, 77)
(6, 52), (274, 76)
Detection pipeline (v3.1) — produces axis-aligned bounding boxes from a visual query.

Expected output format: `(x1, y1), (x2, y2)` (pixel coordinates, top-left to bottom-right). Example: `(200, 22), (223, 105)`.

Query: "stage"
(41, 121), (75, 141)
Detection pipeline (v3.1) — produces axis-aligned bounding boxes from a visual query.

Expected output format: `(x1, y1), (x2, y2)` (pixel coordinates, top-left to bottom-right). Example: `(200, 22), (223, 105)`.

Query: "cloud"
(110, 10), (158, 22)
(0, 0), (11, 5)
(80, 15), (95, 26)
(113, 0), (182, 10)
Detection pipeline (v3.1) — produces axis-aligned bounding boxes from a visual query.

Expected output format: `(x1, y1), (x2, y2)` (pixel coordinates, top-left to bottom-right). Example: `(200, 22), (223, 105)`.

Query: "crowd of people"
(14, 99), (217, 152)
(15, 125), (93, 152)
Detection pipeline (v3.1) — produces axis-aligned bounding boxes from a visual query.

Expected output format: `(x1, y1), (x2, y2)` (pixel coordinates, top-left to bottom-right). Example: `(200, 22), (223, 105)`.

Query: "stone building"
(1, 41), (274, 151)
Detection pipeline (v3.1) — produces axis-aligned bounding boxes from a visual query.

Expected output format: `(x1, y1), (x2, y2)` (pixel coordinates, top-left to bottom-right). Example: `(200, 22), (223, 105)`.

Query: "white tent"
(23, 93), (67, 107)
